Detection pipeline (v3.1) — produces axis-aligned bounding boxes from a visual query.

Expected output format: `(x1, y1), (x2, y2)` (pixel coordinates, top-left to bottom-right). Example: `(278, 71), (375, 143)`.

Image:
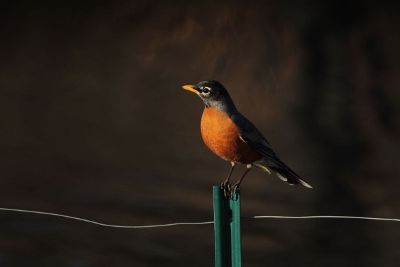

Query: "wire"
(250, 215), (400, 222)
(0, 207), (400, 229)
(0, 208), (213, 229)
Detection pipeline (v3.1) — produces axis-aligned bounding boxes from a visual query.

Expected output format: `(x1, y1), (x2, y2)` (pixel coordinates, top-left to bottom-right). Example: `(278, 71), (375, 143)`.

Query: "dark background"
(0, 1), (399, 266)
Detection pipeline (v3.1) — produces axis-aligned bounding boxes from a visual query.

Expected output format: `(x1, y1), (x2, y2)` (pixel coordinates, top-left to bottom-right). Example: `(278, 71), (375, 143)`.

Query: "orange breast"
(200, 107), (261, 164)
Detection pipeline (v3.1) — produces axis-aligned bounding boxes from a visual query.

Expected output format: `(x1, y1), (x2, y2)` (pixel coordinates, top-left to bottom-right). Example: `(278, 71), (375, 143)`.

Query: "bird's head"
(182, 80), (237, 113)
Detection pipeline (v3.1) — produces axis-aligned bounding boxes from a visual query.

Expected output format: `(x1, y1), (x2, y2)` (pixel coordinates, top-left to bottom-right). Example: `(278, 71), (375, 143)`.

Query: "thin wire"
(0, 208), (213, 229)
(1, 207), (400, 229)
(251, 215), (400, 222)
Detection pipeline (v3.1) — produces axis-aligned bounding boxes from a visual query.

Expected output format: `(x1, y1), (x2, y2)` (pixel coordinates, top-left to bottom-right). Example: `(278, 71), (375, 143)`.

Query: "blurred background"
(0, 0), (399, 266)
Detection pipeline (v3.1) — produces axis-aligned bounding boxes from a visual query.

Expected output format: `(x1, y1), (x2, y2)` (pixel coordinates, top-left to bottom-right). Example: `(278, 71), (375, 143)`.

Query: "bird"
(182, 80), (312, 197)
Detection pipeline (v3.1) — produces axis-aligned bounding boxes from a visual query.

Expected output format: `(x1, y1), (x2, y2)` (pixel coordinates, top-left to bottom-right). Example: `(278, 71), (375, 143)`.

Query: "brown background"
(0, 1), (399, 266)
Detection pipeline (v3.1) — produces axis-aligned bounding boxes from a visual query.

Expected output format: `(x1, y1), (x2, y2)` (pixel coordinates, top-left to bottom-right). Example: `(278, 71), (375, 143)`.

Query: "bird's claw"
(221, 181), (231, 198)
(221, 181), (241, 199)
(231, 183), (240, 198)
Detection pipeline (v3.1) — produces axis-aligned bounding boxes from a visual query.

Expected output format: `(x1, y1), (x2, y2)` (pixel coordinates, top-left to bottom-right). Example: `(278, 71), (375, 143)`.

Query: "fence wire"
(0, 207), (399, 229)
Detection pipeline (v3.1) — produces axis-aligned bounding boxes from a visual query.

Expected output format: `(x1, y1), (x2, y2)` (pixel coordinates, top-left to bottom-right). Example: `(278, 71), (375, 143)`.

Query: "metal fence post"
(230, 189), (241, 267)
(213, 185), (242, 267)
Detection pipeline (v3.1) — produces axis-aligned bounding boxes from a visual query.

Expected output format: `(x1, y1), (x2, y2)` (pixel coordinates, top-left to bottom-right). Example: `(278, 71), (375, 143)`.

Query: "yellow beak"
(182, 84), (199, 94)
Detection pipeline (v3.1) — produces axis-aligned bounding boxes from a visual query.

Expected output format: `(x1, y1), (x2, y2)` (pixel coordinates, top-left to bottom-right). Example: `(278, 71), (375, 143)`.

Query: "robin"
(182, 80), (312, 196)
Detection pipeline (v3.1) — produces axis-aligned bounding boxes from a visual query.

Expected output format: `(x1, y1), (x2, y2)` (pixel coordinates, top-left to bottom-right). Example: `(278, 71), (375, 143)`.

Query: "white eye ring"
(202, 86), (211, 95)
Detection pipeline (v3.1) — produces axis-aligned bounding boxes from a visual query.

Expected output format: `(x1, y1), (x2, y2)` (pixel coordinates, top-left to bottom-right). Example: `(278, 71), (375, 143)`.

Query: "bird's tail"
(253, 158), (313, 189)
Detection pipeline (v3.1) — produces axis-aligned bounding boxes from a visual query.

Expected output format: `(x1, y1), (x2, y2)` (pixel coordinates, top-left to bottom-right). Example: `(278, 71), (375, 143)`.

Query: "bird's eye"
(201, 87), (211, 96)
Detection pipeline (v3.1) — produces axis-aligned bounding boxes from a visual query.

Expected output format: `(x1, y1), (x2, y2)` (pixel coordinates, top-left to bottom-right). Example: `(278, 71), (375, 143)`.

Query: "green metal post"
(230, 190), (241, 267)
(213, 186), (231, 267)
(213, 185), (242, 267)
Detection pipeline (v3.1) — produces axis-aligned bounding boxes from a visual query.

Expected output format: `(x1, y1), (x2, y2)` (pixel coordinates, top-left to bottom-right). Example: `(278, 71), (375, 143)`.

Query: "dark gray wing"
(230, 112), (312, 188)
(230, 112), (276, 158)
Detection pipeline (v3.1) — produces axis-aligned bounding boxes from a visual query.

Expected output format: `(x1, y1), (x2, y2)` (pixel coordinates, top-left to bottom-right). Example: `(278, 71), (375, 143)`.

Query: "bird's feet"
(221, 181), (241, 199)
(220, 180), (231, 198)
(230, 183), (240, 199)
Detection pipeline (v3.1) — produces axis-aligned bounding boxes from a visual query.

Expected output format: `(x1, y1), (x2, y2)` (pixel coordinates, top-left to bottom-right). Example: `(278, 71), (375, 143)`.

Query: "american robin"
(182, 80), (312, 196)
